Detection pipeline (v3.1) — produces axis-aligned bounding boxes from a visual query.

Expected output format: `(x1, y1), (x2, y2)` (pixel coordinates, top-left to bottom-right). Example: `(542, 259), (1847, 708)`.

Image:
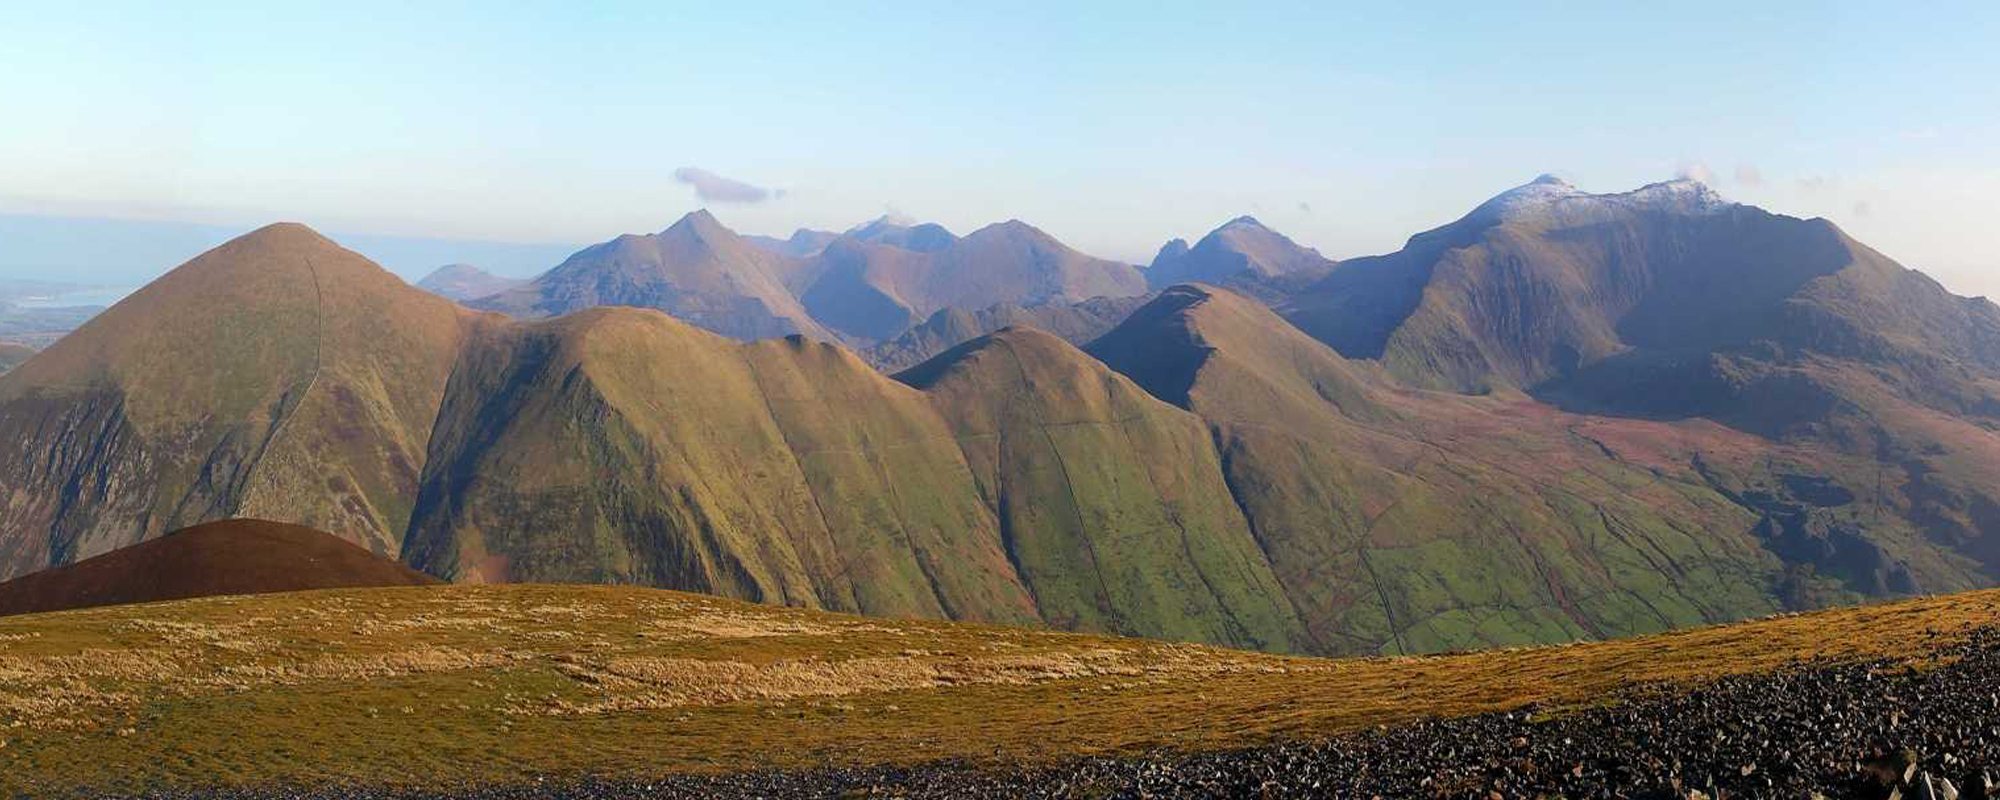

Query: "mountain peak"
(1622, 178), (1730, 213)
(1151, 238), (1192, 269)
(422, 263), (482, 278)
(1468, 175), (1590, 221)
(853, 212), (917, 230)
(1221, 215), (1267, 230)
(967, 218), (1047, 241)
(231, 221), (339, 251)
(665, 209), (730, 238)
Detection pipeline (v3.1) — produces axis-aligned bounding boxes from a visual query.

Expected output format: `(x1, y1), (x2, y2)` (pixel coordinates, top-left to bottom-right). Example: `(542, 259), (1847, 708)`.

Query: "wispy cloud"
(673, 167), (779, 204)
(1676, 161), (1714, 184)
(1734, 164), (1764, 187)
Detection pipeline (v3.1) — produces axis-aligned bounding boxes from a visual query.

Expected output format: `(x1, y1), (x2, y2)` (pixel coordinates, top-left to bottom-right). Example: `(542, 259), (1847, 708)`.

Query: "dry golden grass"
(0, 583), (1995, 795)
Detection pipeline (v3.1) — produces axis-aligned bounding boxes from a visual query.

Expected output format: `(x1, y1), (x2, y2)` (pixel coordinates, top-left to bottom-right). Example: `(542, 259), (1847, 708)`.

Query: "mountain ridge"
(6, 178), (2000, 658)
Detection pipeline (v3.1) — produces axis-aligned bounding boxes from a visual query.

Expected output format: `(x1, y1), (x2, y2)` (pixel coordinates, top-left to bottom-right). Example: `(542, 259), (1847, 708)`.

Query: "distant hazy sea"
(9, 286), (136, 309)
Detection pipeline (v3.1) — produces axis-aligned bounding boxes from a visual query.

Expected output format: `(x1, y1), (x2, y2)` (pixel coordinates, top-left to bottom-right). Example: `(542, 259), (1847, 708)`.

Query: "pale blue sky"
(2, 2), (1997, 295)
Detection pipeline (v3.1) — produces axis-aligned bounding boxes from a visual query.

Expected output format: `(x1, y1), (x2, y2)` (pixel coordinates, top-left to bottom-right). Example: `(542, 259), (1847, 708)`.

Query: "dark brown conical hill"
(0, 518), (438, 617)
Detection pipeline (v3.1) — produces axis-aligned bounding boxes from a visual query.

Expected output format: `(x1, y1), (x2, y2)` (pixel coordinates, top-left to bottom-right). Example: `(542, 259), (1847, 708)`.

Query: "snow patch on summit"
(1468, 175), (1588, 222)
(1469, 175), (1733, 225)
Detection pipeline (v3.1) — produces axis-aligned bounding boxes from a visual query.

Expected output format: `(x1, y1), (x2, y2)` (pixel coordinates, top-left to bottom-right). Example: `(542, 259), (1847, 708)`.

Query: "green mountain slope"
(1092, 285), (1805, 653)
(902, 327), (1303, 651)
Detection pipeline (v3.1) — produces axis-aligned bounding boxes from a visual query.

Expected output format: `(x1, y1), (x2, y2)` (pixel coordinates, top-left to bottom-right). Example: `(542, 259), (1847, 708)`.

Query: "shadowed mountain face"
(7, 178), (2000, 657)
(1147, 216), (1338, 290)
(473, 210), (839, 342)
(0, 518), (438, 617)
(415, 263), (525, 302)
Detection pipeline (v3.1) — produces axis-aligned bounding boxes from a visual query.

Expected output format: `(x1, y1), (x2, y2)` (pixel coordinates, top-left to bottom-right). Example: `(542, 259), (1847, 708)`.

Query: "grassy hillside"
(905, 327), (1304, 651)
(0, 583), (1995, 796)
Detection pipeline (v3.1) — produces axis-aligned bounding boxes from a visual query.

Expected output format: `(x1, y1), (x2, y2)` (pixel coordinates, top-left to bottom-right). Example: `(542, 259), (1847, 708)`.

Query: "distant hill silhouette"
(1147, 216), (1337, 289)
(416, 263), (525, 302)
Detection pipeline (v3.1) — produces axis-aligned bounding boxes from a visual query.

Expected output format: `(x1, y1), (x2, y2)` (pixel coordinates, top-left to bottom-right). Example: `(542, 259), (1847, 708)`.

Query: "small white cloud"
(673, 167), (777, 204)
(1734, 165), (1764, 187)
(1676, 161), (1715, 185)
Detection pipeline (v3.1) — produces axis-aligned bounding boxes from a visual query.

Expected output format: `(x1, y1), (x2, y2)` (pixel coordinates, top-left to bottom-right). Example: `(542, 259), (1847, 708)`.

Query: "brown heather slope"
(403, 307), (1036, 624)
(0, 223), (475, 579)
(0, 518), (437, 617)
(473, 210), (838, 342)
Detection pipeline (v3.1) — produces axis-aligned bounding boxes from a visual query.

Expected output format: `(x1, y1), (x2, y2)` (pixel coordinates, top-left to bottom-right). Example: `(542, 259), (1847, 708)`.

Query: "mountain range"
(454, 211), (1151, 358)
(4, 176), (1998, 656)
